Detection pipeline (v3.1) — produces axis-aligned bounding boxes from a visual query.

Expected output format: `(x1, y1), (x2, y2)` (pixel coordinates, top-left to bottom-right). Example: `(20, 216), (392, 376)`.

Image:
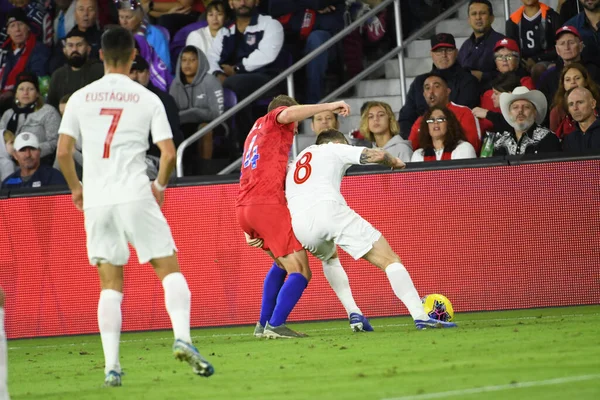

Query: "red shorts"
(236, 204), (303, 259)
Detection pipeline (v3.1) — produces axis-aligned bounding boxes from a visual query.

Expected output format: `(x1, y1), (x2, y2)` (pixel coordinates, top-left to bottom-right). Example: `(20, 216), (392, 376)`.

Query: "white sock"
(98, 290), (123, 375)
(162, 272), (192, 343)
(322, 258), (362, 317)
(0, 308), (9, 400)
(385, 263), (428, 321)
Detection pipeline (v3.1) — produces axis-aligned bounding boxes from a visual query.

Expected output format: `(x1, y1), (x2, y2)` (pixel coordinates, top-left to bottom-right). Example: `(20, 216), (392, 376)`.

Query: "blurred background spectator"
(0, 72), (60, 165)
(171, 45), (223, 174)
(563, 86), (600, 152)
(557, 0), (581, 21)
(411, 106), (477, 161)
(142, 0), (205, 39)
(565, 0), (600, 65)
(47, 29), (103, 109)
(550, 62), (600, 138)
(1, 131), (65, 188)
(185, 0), (228, 56)
(207, 0), (284, 151)
(458, 0), (505, 87)
(473, 72), (521, 134)
(408, 73), (481, 153)
(0, 0), (53, 46)
(0, 8), (50, 113)
(53, 0), (76, 44)
(118, 0), (172, 90)
(311, 110), (339, 135)
(359, 101), (413, 162)
(398, 33), (479, 139)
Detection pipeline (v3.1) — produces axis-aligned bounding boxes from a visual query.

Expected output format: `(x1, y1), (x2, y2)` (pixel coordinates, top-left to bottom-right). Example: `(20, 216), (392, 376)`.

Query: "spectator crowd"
(0, 0), (598, 189)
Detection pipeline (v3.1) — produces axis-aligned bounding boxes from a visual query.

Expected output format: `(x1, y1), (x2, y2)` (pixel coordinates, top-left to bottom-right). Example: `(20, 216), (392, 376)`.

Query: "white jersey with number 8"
(58, 74), (173, 210)
(285, 143), (364, 215)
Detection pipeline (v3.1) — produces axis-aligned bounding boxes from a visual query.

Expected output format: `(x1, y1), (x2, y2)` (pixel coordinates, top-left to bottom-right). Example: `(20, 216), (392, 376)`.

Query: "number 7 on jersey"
(100, 108), (123, 159)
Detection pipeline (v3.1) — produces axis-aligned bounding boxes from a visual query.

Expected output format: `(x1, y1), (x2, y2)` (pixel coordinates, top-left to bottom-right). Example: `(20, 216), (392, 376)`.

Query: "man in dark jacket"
(537, 26), (600, 109)
(47, 30), (103, 109)
(398, 33), (480, 138)
(565, 0), (600, 65)
(269, 0), (345, 103)
(458, 0), (505, 86)
(129, 55), (185, 177)
(563, 87), (600, 152)
(1, 132), (66, 189)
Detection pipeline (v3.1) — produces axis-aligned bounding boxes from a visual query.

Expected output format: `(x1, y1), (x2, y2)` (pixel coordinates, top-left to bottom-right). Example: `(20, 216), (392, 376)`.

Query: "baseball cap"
(555, 26), (581, 40)
(130, 54), (149, 72)
(6, 8), (29, 28)
(494, 38), (520, 53)
(14, 132), (40, 151)
(431, 33), (456, 51)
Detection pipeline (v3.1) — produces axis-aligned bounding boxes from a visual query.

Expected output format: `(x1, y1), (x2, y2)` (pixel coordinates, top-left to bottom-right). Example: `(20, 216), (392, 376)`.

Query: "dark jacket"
(492, 124), (561, 155)
(457, 28), (505, 86)
(147, 81), (184, 158)
(0, 36), (50, 91)
(47, 60), (104, 109)
(398, 63), (480, 138)
(563, 118), (600, 153)
(268, 0), (346, 37)
(566, 12), (600, 65)
(505, 4), (561, 62)
(1, 165), (66, 189)
(207, 11), (286, 75)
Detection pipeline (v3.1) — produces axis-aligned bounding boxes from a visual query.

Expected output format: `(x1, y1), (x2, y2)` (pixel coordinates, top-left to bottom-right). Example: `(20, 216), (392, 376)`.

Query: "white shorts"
(84, 199), (177, 266)
(291, 201), (381, 261)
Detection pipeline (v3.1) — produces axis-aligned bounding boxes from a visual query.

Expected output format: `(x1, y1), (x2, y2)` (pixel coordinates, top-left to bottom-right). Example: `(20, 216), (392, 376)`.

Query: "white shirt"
(286, 143), (364, 215)
(185, 26), (225, 58)
(411, 141), (477, 162)
(59, 74), (173, 209)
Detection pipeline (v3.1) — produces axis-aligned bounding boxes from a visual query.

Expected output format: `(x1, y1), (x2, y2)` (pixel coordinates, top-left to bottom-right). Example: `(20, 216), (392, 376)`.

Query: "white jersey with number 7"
(58, 74), (173, 210)
(285, 142), (365, 215)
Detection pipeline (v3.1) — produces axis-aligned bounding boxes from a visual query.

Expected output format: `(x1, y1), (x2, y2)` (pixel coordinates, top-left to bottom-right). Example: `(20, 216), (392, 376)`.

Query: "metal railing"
(176, 0), (395, 177)
(180, 0), (512, 177)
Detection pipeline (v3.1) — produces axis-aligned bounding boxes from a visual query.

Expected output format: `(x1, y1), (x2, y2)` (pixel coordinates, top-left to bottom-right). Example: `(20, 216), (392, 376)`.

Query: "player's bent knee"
(150, 253), (180, 280)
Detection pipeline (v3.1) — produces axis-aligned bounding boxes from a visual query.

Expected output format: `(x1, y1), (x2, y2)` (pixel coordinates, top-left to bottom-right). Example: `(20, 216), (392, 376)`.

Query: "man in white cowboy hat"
(491, 86), (561, 155)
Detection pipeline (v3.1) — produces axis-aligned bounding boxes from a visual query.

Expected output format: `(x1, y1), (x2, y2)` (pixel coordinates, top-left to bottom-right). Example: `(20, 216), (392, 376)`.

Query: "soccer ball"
(421, 294), (454, 322)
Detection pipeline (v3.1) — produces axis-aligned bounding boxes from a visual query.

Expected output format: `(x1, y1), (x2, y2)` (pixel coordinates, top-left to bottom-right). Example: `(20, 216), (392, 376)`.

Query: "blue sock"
(268, 273), (308, 327)
(259, 262), (287, 326)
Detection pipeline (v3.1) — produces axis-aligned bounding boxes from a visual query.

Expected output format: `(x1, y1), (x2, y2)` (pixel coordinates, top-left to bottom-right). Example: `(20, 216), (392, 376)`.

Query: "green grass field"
(7, 306), (600, 400)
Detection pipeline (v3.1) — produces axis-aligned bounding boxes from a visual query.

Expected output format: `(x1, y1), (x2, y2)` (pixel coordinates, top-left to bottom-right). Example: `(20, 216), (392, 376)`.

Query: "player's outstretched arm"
(277, 101), (350, 125)
(359, 148), (405, 170)
(56, 134), (83, 210)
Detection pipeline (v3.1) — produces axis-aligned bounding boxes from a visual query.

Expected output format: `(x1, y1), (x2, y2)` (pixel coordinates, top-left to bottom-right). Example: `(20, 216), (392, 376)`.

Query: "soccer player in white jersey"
(285, 129), (457, 330)
(56, 26), (214, 387)
(0, 287), (8, 400)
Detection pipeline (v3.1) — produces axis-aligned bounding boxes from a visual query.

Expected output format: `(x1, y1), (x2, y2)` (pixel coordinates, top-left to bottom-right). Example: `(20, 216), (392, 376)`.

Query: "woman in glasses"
(359, 101), (413, 162)
(479, 38), (534, 113)
(411, 107), (477, 162)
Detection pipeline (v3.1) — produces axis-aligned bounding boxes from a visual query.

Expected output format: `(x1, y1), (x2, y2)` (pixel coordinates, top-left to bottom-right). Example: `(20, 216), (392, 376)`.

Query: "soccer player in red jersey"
(236, 95), (350, 339)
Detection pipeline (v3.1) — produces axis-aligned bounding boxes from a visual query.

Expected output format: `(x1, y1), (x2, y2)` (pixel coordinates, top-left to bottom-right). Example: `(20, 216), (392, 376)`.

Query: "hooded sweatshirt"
(170, 46), (224, 125)
(378, 135), (413, 163)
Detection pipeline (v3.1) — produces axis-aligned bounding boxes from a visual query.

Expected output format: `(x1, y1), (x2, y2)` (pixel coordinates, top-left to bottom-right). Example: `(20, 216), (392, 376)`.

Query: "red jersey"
(236, 106), (295, 206)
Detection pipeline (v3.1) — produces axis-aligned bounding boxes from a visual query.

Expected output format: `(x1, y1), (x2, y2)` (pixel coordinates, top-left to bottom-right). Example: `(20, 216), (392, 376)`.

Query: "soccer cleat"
(253, 322), (265, 338)
(414, 318), (458, 330)
(103, 370), (122, 387)
(172, 339), (214, 377)
(263, 322), (308, 339)
(349, 313), (374, 332)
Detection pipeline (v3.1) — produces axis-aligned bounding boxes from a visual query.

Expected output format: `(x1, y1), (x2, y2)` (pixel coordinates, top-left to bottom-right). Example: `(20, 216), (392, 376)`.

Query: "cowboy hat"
(500, 86), (547, 126)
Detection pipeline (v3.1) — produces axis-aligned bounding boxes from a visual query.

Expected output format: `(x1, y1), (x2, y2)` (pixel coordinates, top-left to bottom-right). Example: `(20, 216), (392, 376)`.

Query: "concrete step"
(385, 58), (431, 80)
(356, 77), (414, 97)
(406, 36), (468, 59)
